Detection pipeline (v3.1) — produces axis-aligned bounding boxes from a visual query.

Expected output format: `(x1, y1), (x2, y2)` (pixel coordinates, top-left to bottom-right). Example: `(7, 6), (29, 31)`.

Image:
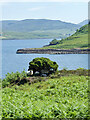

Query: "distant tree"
(28, 57), (58, 75)
(49, 39), (58, 45)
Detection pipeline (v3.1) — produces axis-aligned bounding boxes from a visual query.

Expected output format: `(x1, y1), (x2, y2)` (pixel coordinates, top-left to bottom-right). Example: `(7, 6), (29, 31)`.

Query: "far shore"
(16, 48), (90, 54)
(1, 37), (61, 40)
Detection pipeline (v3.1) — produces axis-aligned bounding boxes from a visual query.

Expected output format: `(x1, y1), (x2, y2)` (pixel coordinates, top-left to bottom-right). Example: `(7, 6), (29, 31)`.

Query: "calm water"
(2, 39), (88, 78)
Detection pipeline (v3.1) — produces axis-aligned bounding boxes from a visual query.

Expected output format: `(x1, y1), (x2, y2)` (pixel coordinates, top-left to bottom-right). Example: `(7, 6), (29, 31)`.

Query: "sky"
(0, 0), (89, 2)
(0, 0), (89, 24)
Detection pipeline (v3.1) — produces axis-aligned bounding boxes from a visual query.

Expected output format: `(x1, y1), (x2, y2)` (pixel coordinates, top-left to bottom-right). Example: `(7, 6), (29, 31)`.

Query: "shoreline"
(16, 48), (90, 54)
(1, 37), (60, 40)
(1, 38), (52, 40)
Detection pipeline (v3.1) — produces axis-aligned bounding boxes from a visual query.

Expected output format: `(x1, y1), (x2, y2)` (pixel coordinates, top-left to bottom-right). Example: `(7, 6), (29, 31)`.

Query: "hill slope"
(43, 24), (88, 49)
(2, 19), (80, 32)
(1, 19), (80, 39)
(78, 19), (88, 26)
(2, 73), (88, 118)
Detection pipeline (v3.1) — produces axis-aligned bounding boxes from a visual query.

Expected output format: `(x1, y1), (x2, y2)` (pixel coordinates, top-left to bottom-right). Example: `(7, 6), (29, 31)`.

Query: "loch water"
(2, 39), (88, 78)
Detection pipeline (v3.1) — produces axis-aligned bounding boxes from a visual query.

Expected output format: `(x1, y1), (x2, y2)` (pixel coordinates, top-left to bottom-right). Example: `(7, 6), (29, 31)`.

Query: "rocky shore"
(16, 48), (90, 54)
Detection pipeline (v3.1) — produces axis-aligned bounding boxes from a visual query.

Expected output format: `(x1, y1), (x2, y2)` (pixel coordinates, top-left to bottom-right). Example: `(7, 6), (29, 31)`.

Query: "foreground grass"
(2, 74), (89, 119)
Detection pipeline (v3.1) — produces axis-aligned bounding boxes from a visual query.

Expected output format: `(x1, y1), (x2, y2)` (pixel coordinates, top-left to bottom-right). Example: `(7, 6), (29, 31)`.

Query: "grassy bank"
(2, 69), (89, 119)
(43, 34), (88, 49)
(43, 24), (88, 49)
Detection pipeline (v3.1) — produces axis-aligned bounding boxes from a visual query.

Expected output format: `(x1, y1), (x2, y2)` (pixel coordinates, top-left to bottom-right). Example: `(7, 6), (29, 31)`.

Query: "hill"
(2, 19), (80, 32)
(1, 19), (80, 39)
(78, 19), (88, 26)
(43, 24), (88, 49)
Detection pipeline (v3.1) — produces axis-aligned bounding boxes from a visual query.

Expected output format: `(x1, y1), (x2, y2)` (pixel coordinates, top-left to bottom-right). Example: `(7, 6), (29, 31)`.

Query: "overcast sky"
(1, 0), (88, 24)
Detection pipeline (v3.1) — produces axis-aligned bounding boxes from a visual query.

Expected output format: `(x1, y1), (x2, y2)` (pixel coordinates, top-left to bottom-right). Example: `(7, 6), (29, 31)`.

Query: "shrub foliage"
(2, 70), (27, 88)
(28, 57), (58, 75)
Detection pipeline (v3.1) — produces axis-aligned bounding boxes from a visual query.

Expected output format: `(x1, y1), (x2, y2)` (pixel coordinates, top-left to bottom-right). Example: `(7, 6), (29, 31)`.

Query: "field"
(2, 69), (89, 119)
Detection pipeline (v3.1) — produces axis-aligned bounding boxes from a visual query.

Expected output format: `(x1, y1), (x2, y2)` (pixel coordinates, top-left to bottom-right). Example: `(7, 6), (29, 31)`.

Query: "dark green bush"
(28, 57), (58, 75)
(49, 39), (58, 45)
(2, 70), (27, 88)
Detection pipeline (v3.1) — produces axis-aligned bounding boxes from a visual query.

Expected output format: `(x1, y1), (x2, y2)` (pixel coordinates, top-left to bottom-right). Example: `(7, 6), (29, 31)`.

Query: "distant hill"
(43, 24), (88, 49)
(78, 19), (88, 26)
(0, 19), (81, 39)
(1, 19), (80, 32)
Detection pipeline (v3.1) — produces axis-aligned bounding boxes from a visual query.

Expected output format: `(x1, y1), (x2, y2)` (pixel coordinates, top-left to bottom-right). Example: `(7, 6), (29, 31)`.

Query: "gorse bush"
(2, 70), (27, 88)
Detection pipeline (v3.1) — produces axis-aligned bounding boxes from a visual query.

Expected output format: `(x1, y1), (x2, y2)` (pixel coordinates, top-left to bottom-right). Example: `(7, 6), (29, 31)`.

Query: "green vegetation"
(49, 38), (63, 45)
(2, 19), (79, 32)
(43, 24), (88, 49)
(49, 39), (59, 45)
(28, 57), (58, 75)
(2, 68), (89, 88)
(2, 70), (27, 88)
(2, 69), (89, 119)
(1, 19), (80, 39)
(2, 29), (76, 40)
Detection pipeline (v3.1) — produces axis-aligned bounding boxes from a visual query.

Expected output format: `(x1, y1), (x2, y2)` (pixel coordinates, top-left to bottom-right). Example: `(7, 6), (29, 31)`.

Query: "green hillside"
(2, 69), (89, 118)
(1, 29), (76, 40)
(78, 19), (88, 26)
(43, 24), (88, 49)
(2, 19), (80, 32)
(1, 19), (80, 39)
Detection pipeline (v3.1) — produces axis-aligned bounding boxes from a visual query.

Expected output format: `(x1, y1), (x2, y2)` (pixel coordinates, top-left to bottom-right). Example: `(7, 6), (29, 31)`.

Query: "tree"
(49, 39), (58, 45)
(28, 57), (58, 75)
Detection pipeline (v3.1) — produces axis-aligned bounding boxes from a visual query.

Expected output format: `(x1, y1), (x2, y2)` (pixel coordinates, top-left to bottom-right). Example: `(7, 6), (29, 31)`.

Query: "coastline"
(16, 48), (90, 54)
(1, 38), (53, 40)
